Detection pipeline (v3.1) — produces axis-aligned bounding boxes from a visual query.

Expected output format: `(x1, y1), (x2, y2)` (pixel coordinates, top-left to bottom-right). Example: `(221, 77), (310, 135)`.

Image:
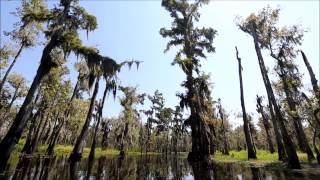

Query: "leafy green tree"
(117, 86), (145, 158)
(6, 73), (28, 109)
(156, 107), (173, 156)
(0, 0), (46, 93)
(22, 66), (70, 155)
(0, 73), (28, 128)
(160, 0), (217, 164)
(0, 45), (13, 73)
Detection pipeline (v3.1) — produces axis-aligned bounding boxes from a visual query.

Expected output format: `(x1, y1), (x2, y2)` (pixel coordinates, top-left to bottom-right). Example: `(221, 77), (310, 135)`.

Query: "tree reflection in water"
(3, 154), (320, 179)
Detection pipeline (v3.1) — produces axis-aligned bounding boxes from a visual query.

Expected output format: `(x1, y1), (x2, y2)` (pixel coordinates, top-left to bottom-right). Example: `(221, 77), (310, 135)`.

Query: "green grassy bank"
(12, 139), (317, 168)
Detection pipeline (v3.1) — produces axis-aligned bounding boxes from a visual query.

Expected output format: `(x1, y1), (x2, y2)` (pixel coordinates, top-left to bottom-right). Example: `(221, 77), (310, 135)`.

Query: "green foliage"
(160, 0), (217, 74)
(7, 73), (28, 97)
(5, 0), (48, 48)
(0, 45), (13, 70)
(214, 150), (309, 164)
(115, 86), (145, 152)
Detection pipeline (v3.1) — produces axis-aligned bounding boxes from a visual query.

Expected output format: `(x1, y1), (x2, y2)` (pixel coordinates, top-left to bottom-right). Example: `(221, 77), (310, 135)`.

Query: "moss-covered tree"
(0, 0), (98, 170)
(117, 86), (145, 158)
(236, 7), (300, 168)
(160, 0), (217, 164)
(0, 0), (45, 94)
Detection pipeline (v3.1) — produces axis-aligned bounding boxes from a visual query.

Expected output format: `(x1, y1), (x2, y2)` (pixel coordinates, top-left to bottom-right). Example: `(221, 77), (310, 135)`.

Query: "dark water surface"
(1, 155), (320, 180)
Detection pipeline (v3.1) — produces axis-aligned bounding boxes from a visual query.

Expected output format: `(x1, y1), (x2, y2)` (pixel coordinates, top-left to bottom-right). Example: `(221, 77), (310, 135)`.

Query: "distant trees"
(171, 106), (185, 154)
(216, 99), (230, 155)
(117, 86), (145, 158)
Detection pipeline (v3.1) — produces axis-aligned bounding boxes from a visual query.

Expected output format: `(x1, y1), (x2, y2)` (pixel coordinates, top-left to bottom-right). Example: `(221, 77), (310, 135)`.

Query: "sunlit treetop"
(4, 0), (48, 48)
(7, 73), (28, 98)
(0, 45), (14, 70)
(160, 0), (217, 75)
(236, 6), (306, 60)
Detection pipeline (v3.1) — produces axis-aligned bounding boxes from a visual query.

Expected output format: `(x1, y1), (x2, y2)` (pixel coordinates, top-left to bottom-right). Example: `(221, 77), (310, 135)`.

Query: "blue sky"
(1, 1), (319, 127)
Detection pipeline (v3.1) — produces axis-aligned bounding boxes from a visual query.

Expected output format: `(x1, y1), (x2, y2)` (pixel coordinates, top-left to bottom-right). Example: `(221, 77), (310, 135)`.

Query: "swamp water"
(1, 155), (320, 180)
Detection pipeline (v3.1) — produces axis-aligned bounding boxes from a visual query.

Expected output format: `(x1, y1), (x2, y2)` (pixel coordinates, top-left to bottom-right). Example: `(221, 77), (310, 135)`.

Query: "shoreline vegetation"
(10, 140), (318, 168)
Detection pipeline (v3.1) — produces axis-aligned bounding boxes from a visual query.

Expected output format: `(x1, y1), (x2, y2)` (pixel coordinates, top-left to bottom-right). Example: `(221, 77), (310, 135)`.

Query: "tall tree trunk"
(119, 122), (129, 158)
(0, 35), (59, 171)
(268, 99), (287, 161)
(313, 128), (320, 164)
(250, 24), (300, 168)
(88, 111), (100, 165)
(88, 81), (108, 162)
(218, 105), (229, 155)
(235, 47), (257, 159)
(46, 118), (63, 156)
(69, 78), (100, 162)
(21, 111), (38, 153)
(185, 63), (211, 164)
(29, 112), (48, 154)
(256, 96), (275, 153)
(300, 51), (320, 103)
(41, 121), (52, 144)
(47, 79), (80, 155)
(277, 58), (315, 160)
(38, 114), (51, 144)
(300, 51), (320, 128)
(0, 44), (24, 94)
(7, 87), (19, 111)
(101, 123), (110, 149)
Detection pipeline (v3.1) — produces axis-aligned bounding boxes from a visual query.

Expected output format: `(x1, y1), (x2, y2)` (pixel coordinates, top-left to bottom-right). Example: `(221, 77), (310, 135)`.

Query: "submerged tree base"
(69, 152), (83, 162)
(187, 151), (213, 169)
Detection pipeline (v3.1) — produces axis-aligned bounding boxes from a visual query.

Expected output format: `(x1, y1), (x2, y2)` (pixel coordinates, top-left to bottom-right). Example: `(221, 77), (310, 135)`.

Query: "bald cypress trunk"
(69, 78), (99, 162)
(268, 102), (287, 161)
(119, 122), (129, 158)
(250, 24), (300, 168)
(88, 81), (108, 162)
(301, 51), (320, 128)
(313, 129), (320, 164)
(256, 96), (275, 154)
(0, 58), (53, 171)
(300, 51), (320, 103)
(235, 47), (257, 159)
(0, 44), (24, 94)
(6, 84), (20, 111)
(276, 58), (315, 160)
(186, 68), (211, 164)
(218, 102), (229, 155)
